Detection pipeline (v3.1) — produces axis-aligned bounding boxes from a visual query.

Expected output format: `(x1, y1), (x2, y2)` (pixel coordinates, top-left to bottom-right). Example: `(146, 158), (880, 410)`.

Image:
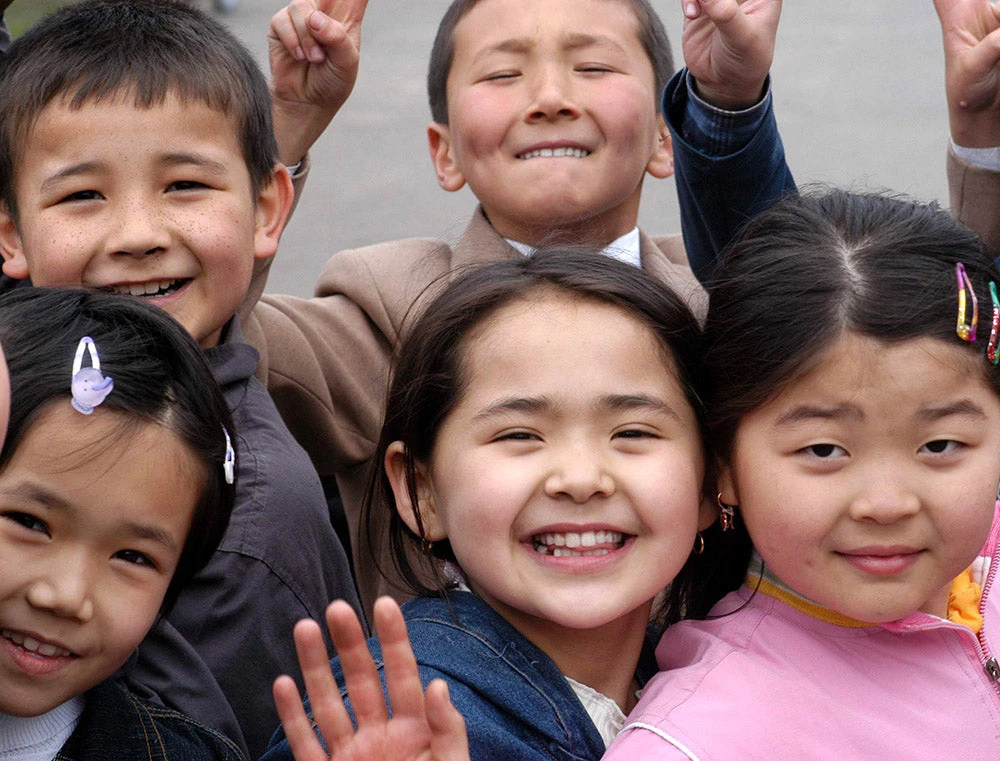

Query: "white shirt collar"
(505, 227), (642, 269)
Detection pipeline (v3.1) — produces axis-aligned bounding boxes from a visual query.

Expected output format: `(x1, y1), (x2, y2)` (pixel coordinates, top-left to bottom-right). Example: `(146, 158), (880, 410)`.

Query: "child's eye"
(577, 64), (613, 74)
(113, 549), (157, 569)
(613, 428), (658, 440)
(801, 443), (846, 459)
(920, 439), (961, 455)
(482, 71), (520, 82)
(494, 430), (539, 442)
(58, 190), (103, 203)
(2, 511), (50, 535)
(167, 180), (208, 192)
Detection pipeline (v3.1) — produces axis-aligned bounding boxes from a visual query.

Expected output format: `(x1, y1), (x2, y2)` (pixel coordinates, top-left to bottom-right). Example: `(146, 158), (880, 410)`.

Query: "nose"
(524, 65), (581, 123)
(26, 551), (95, 622)
(544, 443), (615, 503)
(108, 196), (170, 258)
(847, 471), (921, 525)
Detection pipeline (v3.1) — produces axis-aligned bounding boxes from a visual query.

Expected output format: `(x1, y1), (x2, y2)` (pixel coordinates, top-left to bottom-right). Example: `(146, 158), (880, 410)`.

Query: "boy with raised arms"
(252, 0), (793, 614)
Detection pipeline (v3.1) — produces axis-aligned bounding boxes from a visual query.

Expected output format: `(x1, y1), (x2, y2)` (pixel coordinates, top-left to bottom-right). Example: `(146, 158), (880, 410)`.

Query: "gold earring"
(693, 533), (705, 555)
(420, 536), (433, 555)
(716, 493), (737, 532)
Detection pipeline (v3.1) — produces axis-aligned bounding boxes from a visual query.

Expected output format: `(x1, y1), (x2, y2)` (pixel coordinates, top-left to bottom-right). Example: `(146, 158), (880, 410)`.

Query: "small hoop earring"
(693, 533), (705, 555)
(420, 537), (433, 555)
(716, 493), (737, 532)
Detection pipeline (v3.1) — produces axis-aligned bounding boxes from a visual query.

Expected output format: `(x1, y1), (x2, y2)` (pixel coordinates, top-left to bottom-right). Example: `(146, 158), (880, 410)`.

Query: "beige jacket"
(243, 207), (705, 614)
(948, 147), (1000, 255)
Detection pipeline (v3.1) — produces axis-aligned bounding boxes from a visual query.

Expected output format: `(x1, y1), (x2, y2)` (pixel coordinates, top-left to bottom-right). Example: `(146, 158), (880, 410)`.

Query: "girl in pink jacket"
(605, 188), (1000, 760)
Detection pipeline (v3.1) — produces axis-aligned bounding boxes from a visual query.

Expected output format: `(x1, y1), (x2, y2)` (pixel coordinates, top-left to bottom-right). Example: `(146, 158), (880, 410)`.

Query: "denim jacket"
(55, 679), (245, 761)
(264, 591), (655, 761)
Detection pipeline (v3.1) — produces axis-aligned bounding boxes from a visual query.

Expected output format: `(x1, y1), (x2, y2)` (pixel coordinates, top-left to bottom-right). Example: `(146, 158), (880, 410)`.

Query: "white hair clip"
(70, 337), (114, 415)
(222, 425), (236, 485)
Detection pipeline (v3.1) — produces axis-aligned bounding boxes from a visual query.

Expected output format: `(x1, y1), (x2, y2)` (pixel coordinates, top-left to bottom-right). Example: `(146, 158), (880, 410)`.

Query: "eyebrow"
(471, 393), (680, 422)
(472, 32), (625, 64)
(40, 161), (104, 194)
(158, 152), (229, 175)
(915, 400), (988, 422)
(2, 482), (178, 553)
(774, 404), (864, 427)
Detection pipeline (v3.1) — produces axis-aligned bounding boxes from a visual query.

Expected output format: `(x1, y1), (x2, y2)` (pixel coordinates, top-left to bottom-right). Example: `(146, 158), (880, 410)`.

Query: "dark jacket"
(263, 591), (658, 761)
(55, 679), (243, 760)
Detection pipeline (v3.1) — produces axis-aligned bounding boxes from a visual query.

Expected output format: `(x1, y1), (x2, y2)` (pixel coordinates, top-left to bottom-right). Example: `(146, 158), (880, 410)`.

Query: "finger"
(964, 25), (1000, 89)
(269, 8), (307, 62)
(326, 599), (389, 729)
(291, 618), (356, 750)
(288, 1), (329, 65)
(373, 597), (426, 720)
(690, 0), (742, 27)
(273, 675), (328, 761)
(425, 680), (471, 761)
(682, 0), (702, 20)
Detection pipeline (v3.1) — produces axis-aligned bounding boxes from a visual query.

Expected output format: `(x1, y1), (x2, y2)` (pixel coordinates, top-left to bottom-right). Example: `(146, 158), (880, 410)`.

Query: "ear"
(384, 441), (448, 542)
(427, 122), (467, 193)
(252, 164), (296, 261)
(0, 206), (29, 280)
(645, 117), (674, 180)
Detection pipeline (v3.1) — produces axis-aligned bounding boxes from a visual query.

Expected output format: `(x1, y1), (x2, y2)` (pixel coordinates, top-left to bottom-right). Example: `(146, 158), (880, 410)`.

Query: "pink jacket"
(605, 505), (1000, 760)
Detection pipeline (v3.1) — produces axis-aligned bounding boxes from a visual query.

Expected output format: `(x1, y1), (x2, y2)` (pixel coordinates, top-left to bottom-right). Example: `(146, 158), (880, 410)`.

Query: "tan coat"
(243, 206), (706, 615)
(948, 147), (1000, 255)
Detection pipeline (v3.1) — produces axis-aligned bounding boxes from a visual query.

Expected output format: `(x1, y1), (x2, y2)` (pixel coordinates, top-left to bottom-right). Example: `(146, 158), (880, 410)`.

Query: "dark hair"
(0, 287), (235, 612)
(0, 0), (277, 222)
(427, 0), (674, 124)
(702, 188), (1000, 591)
(364, 248), (719, 625)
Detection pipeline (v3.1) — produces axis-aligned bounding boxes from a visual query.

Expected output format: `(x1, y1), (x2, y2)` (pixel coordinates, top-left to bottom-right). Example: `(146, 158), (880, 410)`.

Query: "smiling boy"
(249, 0), (792, 614)
(0, 2), (361, 756)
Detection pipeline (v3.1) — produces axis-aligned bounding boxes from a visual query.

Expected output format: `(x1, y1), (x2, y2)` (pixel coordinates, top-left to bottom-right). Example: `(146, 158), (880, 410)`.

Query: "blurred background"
(7, 1), (952, 296)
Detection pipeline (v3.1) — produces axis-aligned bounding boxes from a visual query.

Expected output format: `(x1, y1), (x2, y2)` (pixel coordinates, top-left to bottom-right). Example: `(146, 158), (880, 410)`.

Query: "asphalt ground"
(13, 1), (954, 296)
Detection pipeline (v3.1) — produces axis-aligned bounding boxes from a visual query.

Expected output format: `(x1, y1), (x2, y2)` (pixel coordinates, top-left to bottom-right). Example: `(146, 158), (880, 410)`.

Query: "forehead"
(14, 91), (245, 184)
(753, 333), (999, 421)
(450, 0), (648, 66)
(462, 292), (677, 393)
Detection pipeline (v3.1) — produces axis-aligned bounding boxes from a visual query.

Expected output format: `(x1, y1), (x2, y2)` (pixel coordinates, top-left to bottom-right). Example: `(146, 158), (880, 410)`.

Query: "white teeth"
(532, 531), (625, 556)
(1, 629), (72, 657)
(518, 147), (590, 160)
(109, 279), (179, 297)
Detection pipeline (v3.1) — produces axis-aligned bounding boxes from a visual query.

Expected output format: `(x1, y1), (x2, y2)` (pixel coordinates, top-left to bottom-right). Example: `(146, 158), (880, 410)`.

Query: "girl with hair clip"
(602, 188), (1000, 760)
(265, 249), (727, 761)
(0, 288), (243, 760)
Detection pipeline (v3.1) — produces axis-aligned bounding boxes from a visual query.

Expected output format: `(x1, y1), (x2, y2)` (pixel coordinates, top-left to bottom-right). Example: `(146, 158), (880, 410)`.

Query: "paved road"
(213, 1), (950, 297)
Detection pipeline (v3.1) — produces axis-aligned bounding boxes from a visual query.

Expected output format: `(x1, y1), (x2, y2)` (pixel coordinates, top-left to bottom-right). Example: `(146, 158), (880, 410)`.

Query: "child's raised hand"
(267, 0), (368, 165)
(680, 0), (782, 110)
(272, 598), (471, 761)
(934, 0), (1000, 148)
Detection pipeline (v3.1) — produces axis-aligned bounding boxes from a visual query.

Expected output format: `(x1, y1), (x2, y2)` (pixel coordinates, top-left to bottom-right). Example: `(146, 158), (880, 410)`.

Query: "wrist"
(692, 78), (767, 111)
(270, 97), (337, 167)
(950, 112), (1000, 150)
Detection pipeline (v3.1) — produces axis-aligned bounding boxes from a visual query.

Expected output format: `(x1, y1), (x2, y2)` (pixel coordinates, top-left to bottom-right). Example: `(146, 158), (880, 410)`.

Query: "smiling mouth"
(107, 278), (190, 298)
(532, 530), (627, 557)
(1, 629), (75, 658)
(517, 147), (591, 160)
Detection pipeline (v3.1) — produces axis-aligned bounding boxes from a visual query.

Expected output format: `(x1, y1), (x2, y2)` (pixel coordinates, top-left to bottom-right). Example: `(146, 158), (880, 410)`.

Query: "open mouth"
(531, 530), (627, 557)
(517, 147), (591, 160)
(1, 629), (75, 658)
(107, 278), (191, 298)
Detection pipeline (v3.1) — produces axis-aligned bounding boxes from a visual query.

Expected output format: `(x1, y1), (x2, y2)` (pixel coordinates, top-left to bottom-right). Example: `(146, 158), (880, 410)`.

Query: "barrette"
(989, 282), (1000, 366)
(222, 425), (236, 485)
(70, 337), (114, 415)
(956, 263), (978, 343)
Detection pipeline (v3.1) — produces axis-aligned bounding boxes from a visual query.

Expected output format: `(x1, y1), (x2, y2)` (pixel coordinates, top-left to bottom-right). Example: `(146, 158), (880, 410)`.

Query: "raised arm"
(667, 0), (795, 282)
(935, 0), (1000, 252)
(271, 598), (471, 761)
(269, 0), (369, 166)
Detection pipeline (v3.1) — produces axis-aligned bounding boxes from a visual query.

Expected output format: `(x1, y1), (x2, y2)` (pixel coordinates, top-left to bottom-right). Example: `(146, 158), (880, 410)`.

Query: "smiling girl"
(605, 189), (1000, 760)
(0, 288), (241, 760)
(265, 250), (727, 761)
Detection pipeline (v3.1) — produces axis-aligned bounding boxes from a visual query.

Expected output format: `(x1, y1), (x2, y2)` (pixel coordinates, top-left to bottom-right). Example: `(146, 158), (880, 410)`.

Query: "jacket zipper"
(977, 552), (1000, 689)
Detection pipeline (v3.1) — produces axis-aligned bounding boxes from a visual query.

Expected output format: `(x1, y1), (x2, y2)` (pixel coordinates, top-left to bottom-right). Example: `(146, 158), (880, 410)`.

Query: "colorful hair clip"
(222, 425), (236, 485)
(956, 263), (978, 342)
(70, 337), (114, 415)
(988, 282), (1000, 366)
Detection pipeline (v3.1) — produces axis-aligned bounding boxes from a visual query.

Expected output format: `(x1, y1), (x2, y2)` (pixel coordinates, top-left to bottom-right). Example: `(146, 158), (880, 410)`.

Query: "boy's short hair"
(427, 0), (674, 124)
(0, 0), (277, 221)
